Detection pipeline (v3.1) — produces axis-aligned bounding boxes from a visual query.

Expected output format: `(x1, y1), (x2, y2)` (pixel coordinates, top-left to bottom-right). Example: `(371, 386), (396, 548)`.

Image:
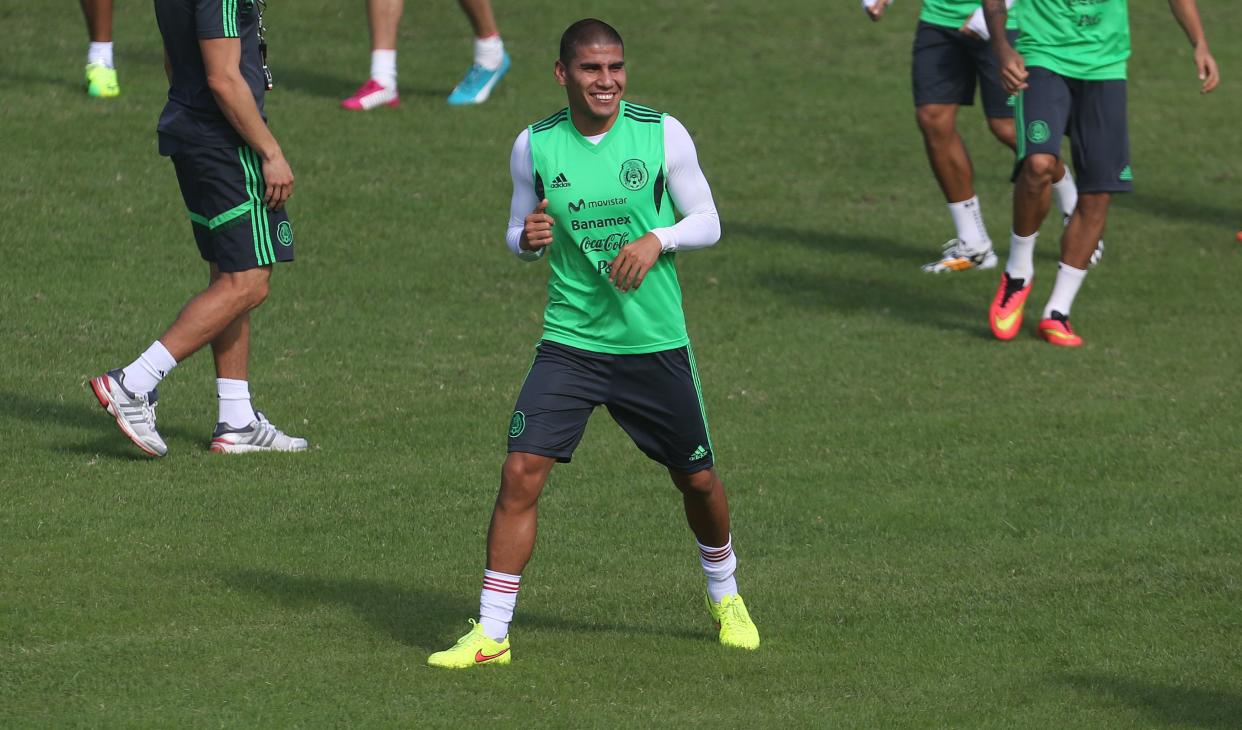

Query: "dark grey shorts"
(170, 143), (295, 272)
(1013, 66), (1132, 194)
(507, 340), (715, 474)
(912, 21), (1017, 119)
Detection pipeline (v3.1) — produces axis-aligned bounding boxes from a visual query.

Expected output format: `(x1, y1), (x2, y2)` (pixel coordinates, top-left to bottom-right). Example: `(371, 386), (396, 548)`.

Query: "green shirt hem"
(540, 331), (690, 356)
(1021, 55), (1127, 81)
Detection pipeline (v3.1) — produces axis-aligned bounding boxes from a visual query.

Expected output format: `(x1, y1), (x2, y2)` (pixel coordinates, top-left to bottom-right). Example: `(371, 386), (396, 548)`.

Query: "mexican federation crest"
(619, 158), (649, 191)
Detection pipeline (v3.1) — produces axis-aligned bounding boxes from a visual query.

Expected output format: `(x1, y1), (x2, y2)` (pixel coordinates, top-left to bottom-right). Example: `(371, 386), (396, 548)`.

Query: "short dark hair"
(558, 18), (624, 65)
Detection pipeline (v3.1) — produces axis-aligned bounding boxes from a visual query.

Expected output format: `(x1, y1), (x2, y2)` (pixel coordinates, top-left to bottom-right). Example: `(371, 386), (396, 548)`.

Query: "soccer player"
(984, 0), (1218, 346)
(90, 0), (307, 456)
(81, 0), (119, 97)
(426, 19), (759, 669)
(340, 0), (511, 110)
(864, 0), (1082, 273)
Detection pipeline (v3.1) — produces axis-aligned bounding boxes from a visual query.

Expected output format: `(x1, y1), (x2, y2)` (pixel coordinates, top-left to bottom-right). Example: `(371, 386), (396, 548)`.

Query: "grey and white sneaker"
(921, 239), (998, 273)
(90, 369), (167, 457)
(1064, 215), (1105, 267)
(210, 411), (308, 454)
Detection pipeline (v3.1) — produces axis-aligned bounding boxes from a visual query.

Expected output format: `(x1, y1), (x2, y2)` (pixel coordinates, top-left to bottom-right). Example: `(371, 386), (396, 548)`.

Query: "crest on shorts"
(619, 159), (649, 191)
(508, 411), (526, 438)
(277, 221), (293, 246)
(1026, 120), (1050, 144)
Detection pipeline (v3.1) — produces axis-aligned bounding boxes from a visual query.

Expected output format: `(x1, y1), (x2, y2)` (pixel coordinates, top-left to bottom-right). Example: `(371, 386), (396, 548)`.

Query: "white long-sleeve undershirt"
(505, 114), (721, 261)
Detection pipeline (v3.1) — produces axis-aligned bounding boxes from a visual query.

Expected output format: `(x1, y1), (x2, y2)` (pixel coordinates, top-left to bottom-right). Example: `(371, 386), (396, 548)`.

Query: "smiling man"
(426, 18), (758, 669)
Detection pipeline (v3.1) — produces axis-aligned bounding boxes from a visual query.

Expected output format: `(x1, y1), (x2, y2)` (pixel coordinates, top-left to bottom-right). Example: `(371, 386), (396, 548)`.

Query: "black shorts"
(912, 21), (1017, 119)
(507, 340), (715, 474)
(1013, 66), (1132, 194)
(169, 144), (295, 272)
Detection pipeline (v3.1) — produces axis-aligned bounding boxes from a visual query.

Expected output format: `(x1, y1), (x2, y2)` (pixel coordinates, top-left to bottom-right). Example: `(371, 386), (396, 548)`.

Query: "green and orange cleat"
(989, 272), (1032, 341)
(1038, 311), (1083, 347)
(427, 620), (511, 669)
(706, 593), (760, 650)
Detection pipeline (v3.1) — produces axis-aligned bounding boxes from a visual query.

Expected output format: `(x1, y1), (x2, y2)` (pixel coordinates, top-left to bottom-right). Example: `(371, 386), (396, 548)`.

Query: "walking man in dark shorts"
(866, 0), (1084, 273)
(90, 0), (306, 456)
(427, 18), (759, 669)
(984, 0), (1219, 346)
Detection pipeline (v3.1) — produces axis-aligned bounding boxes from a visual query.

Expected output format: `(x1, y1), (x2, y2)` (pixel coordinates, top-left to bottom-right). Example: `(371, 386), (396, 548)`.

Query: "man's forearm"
(1168, 0), (1208, 47)
(983, 0), (1009, 52)
(209, 74), (281, 160)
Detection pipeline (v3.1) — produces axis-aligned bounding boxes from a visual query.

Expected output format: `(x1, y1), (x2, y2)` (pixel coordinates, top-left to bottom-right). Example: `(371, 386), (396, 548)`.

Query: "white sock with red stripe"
(479, 569), (521, 640)
(698, 536), (738, 604)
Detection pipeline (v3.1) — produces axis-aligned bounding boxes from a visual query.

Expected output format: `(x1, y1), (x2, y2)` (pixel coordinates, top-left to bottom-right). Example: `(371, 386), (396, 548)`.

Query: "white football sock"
(947, 196), (991, 252)
(121, 340), (176, 394)
(217, 378), (257, 429)
(1052, 168), (1078, 219)
(1043, 263), (1088, 319)
(698, 536), (739, 604)
(479, 569), (521, 640)
(370, 49), (397, 89)
(474, 35), (505, 71)
(1005, 230), (1039, 283)
(88, 42), (114, 68)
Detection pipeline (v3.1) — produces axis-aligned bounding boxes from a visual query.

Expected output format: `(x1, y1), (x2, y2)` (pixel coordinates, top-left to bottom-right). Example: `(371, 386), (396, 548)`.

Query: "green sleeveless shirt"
(527, 101), (686, 354)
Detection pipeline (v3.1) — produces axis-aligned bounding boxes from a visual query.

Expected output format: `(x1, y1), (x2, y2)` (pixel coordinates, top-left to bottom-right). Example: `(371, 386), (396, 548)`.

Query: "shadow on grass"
(276, 64), (449, 102)
(728, 221), (932, 264)
(0, 389), (200, 460)
(1115, 192), (1239, 231)
(1062, 673), (1242, 729)
(754, 268), (986, 335)
(224, 568), (708, 652)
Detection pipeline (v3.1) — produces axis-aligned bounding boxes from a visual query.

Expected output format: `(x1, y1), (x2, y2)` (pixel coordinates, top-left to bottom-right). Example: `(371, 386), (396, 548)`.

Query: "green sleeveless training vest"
(527, 100), (686, 354)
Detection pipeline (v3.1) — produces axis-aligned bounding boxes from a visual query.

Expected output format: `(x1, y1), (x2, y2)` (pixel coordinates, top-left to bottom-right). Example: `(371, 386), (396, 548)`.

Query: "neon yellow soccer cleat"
(427, 620), (512, 669)
(706, 593), (760, 650)
(85, 62), (119, 98)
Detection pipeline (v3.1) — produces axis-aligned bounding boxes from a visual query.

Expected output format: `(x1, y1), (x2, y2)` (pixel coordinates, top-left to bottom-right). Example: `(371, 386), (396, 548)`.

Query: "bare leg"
(367, 0), (404, 50)
(159, 266), (271, 363)
(486, 452), (557, 575)
(1062, 193), (1110, 269)
(457, 0), (499, 37)
(671, 468), (731, 548)
(1013, 153), (1058, 237)
(916, 104), (975, 204)
(80, 0), (112, 42)
(206, 265), (252, 381)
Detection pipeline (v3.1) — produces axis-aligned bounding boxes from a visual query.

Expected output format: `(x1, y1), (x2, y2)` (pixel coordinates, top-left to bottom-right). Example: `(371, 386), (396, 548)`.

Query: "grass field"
(3, 1), (1241, 726)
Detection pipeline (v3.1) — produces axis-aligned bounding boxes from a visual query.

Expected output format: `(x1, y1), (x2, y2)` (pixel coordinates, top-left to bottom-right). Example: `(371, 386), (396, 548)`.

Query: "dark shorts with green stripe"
(170, 144), (295, 272)
(1013, 67), (1131, 194)
(507, 340), (715, 473)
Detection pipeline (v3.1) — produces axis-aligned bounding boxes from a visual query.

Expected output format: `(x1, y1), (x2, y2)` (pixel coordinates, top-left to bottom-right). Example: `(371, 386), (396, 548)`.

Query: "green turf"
(3, 1), (1241, 727)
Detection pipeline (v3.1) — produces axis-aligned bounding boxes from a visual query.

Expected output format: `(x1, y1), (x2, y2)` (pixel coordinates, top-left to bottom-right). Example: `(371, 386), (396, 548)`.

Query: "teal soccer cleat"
(447, 52), (511, 105)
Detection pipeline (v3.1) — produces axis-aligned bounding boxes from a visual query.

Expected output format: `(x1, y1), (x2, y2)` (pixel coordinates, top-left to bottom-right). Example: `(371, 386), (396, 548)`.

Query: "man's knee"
(673, 467), (720, 498)
(915, 104), (957, 139)
(214, 266), (271, 310)
(499, 452), (553, 508)
(987, 117), (1017, 149)
(1020, 153), (1060, 183)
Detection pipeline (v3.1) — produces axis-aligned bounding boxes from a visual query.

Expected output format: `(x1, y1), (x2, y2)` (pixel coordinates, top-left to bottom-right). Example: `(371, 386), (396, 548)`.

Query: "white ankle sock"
(1043, 263), (1088, 319)
(1005, 230), (1039, 283)
(698, 536), (739, 604)
(217, 378), (257, 428)
(88, 42), (114, 68)
(1052, 168), (1078, 219)
(479, 569), (521, 640)
(474, 35), (505, 71)
(370, 49), (397, 89)
(121, 340), (176, 394)
(947, 196), (991, 252)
